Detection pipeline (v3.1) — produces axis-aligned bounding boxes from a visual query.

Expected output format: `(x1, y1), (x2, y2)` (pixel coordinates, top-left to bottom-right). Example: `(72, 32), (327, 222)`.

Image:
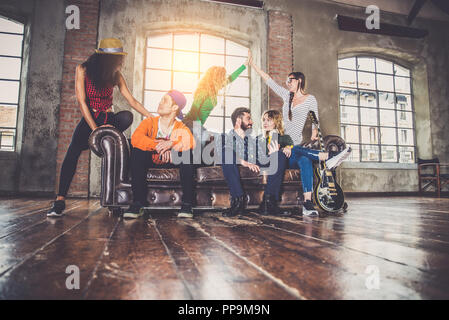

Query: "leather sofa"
(88, 126), (347, 214)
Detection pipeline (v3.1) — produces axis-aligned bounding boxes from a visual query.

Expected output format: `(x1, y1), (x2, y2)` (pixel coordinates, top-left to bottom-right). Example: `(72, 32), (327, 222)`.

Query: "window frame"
(143, 31), (251, 133)
(0, 15), (25, 152)
(338, 55), (416, 163)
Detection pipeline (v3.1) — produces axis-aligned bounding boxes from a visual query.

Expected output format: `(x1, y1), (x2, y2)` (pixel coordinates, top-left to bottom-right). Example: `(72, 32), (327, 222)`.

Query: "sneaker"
(123, 203), (144, 219)
(47, 200), (66, 217)
(177, 203), (193, 218)
(325, 146), (352, 170)
(302, 200), (318, 216)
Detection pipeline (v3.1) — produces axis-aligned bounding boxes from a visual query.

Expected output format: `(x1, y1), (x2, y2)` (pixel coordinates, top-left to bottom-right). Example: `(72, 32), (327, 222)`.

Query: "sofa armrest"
(88, 127), (130, 206)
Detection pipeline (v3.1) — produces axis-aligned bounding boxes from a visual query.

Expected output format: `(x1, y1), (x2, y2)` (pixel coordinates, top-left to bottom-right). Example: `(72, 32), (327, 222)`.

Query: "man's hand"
(155, 139), (173, 154)
(240, 159), (260, 173)
(159, 150), (172, 164)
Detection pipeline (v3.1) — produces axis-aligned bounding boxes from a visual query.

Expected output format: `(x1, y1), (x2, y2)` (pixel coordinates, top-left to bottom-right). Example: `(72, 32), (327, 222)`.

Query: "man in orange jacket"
(124, 90), (196, 218)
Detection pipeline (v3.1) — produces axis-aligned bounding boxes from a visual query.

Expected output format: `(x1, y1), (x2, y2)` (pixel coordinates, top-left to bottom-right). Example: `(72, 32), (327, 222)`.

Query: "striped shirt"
(266, 78), (319, 145)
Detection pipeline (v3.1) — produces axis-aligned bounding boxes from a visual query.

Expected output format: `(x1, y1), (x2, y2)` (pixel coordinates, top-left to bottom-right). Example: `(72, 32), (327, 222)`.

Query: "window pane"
(379, 109), (396, 127)
(145, 69), (171, 91)
(0, 128), (15, 151)
(146, 48), (172, 69)
(394, 64), (410, 77)
(200, 34), (224, 54)
(225, 40), (247, 56)
(377, 74), (394, 91)
(341, 125), (359, 143)
(376, 59), (393, 74)
(346, 143), (360, 162)
(0, 57), (21, 80)
(225, 117), (233, 132)
(339, 69), (356, 88)
(361, 126), (378, 144)
(144, 90), (165, 112)
(381, 146), (397, 162)
(357, 71), (375, 90)
(204, 116), (224, 133)
(395, 76), (411, 94)
(0, 104), (17, 127)
(399, 146), (414, 163)
(397, 111), (413, 128)
(338, 57), (356, 69)
(225, 97), (249, 117)
(339, 88), (357, 106)
(0, 34), (23, 56)
(227, 77), (249, 97)
(209, 95), (224, 116)
(357, 57), (375, 72)
(0, 80), (20, 103)
(173, 72), (198, 93)
(396, 94), (412, 111)
(361, 144), (379, 161)
(174, 33), (199, 51)
(340, 106), (358, 124)
(360, 108), (377, 126)
(359, 90), (377, 108)
(380, 127), (396, 145)
(173, 51), (199, 72)
(148, 34), (172, 49)
(379, 91), (395, 109)
(0, 17), (24, 33)
(398, 129), (414, 146)
(226, 55), (248, 76)
(199, 53), (225, 73)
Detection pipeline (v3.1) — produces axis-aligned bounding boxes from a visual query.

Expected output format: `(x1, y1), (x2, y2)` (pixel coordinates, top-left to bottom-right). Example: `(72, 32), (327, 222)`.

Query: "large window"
(0, 16), (24, 152)
(144, 32), (250, 133)
(338, 56), (415, 163)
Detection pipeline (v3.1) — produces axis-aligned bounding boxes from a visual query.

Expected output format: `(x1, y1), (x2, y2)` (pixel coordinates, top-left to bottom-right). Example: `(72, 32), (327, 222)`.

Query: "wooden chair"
(418, 158), (449, 197)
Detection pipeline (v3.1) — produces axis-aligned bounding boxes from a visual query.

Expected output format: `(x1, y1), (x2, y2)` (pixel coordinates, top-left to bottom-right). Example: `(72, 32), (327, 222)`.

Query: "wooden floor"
(0, 196), (449, 300)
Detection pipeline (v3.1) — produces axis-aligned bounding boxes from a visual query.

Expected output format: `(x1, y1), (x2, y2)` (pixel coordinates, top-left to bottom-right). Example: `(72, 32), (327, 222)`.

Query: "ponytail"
(288, 92), (294, 121)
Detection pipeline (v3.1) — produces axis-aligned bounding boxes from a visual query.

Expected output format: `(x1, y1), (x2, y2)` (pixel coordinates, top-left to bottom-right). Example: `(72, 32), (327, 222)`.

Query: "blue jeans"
(288, 145), (320, 193)
(221, 148), (287, 200)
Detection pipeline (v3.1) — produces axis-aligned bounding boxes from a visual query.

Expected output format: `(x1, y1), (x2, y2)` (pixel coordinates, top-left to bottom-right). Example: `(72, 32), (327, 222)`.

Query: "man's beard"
(241, 122), (252, 131)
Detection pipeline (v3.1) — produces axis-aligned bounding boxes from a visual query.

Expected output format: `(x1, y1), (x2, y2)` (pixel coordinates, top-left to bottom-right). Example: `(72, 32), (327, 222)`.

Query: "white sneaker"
(325, 146), (352, 170)
(177, 204), (193, 218)
(302, 200), (319, 216)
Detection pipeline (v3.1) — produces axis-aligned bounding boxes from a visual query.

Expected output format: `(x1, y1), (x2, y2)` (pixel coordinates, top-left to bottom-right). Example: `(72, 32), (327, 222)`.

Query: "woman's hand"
(240, 159), (260, 173)
(267, 140), (280, 155)
(98, 124), (114, 129)
(160, 150), (172, 164)
(282, 147), (292, 158)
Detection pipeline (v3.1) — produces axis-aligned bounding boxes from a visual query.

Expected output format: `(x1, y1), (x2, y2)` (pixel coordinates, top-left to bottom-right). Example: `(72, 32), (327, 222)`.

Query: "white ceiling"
(325, 0), (449, 21)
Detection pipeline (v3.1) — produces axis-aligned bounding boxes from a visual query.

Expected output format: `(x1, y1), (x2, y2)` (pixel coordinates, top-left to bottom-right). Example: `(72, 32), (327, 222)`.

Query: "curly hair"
(263, 109), (285, 136)
(193, 66), (228, 104)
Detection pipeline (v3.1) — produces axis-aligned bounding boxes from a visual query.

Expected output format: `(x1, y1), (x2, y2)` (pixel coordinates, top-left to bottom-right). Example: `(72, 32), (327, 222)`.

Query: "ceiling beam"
(337, 15), (428, 38)
(407, 0), (427, 25)
(200, 0), (264, 9)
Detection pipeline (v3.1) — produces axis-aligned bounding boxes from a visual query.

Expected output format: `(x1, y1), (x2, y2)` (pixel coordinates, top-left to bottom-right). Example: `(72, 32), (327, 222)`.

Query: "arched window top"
(144, 32), (250, 133)
(338, 56), (411, 78)
(0, 16), (24, 34)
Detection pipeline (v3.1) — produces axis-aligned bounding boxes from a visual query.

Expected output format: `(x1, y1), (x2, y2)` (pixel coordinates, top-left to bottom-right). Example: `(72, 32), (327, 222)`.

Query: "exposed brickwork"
(267, 10), (293, 111)
(55, 0), (100, 197)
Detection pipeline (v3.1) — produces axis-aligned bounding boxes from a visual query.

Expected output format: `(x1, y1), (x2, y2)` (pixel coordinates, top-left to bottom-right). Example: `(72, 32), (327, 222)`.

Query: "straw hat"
(95, 38), (127, 55)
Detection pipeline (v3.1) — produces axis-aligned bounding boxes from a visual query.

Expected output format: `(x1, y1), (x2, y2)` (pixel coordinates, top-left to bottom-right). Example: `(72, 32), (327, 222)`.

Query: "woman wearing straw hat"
(47, 38), (152, 217)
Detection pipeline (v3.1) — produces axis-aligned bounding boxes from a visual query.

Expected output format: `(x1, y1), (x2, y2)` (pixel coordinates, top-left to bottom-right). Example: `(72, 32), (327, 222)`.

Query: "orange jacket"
(131, 116), (195, 164)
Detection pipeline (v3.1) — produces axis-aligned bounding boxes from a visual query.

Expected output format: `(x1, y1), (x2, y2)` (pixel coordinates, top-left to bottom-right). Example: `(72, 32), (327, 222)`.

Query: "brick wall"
(55, 0), (100, 197)
(267, 10), (293, 110)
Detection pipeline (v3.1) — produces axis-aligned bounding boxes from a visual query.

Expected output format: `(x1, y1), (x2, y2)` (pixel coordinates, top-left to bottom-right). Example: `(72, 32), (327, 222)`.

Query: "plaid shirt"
(85, 75), (113, 123)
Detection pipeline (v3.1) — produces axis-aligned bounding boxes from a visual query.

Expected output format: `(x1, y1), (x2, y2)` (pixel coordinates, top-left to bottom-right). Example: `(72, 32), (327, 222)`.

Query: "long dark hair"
(287, 71), (306, 121)
(81, 53), (124, 89)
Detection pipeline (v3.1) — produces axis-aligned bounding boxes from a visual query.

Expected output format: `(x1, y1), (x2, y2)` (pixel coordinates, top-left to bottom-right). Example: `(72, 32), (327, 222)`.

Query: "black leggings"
(57, 111), (133, 197)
